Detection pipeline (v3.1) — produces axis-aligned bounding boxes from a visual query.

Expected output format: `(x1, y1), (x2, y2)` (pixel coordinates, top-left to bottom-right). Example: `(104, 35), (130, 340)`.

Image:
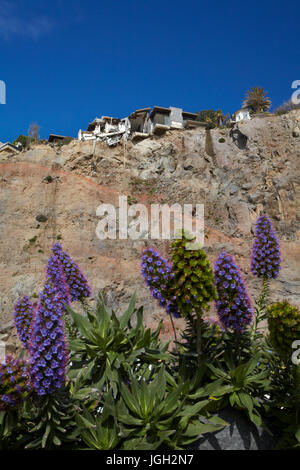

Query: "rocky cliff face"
(0, 110), (299, 346)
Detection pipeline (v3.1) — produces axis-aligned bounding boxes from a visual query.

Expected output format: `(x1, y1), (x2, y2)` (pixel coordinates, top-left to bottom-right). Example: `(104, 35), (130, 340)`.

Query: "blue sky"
(0, 0), (299, 142)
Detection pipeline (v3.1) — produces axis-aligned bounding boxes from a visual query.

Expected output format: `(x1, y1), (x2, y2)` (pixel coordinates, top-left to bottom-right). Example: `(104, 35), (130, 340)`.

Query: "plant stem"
(234, 331), (242, 366)
(251, 277), (269, 341)
(169, 313), (178, 353)
(196, 312), (203, 364)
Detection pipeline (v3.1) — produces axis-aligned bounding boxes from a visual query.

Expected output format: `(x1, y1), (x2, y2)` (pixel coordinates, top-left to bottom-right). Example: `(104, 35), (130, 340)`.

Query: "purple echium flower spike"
(251, 215), (281, 279)
(141, 248), (180, 318)
(29, 278), (68, 396)
(214, 252), (253, 331)
(13, 296), (34, 349)
(46, 254), (71, 308)
(0, 356), (30, 411)
(51, 243), (91, 302)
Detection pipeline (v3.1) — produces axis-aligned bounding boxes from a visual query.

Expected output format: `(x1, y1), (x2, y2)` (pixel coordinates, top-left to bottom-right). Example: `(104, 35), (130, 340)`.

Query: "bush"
(274, 99), (300, 115)
(267, 301), (300, 359)
(13, 135), (29, 149)
(67, 292), (170, 397)
(35, 214), (48, 223)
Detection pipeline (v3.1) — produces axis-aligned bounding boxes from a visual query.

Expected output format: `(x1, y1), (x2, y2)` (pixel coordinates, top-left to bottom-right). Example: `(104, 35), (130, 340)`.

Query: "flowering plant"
(13, 296), (34, 350)
(214, 252), (253, 331)
(0, 356), (30, 411)
(251, 215), (281, 279)
(141, 247), (179, 317)
(29, 274), (68, 396)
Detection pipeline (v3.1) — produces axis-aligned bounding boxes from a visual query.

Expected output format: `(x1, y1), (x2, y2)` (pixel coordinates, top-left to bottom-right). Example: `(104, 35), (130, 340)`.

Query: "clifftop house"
(0, 142), (22, 157)
(78, 106), (200, 145)
(231, 107), (251, 123)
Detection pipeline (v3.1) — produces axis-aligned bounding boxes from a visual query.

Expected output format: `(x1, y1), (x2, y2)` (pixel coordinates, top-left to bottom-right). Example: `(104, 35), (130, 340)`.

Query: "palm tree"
(243, 87), (271, 113)
(215, 109), (225, 126)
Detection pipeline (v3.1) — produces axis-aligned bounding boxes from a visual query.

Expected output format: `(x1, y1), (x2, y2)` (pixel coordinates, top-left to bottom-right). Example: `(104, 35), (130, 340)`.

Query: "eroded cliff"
(0, 110), (299, 345)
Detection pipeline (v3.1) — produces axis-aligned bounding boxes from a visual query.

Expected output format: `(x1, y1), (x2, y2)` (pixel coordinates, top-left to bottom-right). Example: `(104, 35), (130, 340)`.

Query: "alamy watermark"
(95, 196), (204, 249)
(0, 80), (6, 104)
(291, 80), (300, 105)
(292, 340), (300, 365)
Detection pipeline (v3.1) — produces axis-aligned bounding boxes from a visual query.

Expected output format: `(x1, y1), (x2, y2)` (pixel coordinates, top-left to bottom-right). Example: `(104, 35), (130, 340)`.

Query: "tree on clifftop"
(243, 87), (271, 113)
(196, 109), (225, 127)
(28, 122), (40, 142)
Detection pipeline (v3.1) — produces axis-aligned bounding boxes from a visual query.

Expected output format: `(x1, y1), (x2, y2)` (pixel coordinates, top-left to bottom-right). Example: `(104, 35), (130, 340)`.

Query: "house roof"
(182, 111), (197, 118)
(48, 134), (71, 142)
(234, 107), (251, 114)
(0, 142), (20, 153)
(150, 106), (171, 118)
(129, 108), (151, 118)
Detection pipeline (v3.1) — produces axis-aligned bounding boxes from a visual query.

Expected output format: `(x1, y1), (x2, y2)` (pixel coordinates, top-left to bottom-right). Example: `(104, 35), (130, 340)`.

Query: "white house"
(232, 108), (251, 123)
(78, 116), (130, 146)
(0, 142), (21, 156)
(77, 106), (199, 145)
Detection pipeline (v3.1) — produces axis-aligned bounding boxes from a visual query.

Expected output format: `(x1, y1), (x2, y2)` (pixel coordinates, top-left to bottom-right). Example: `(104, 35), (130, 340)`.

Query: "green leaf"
(120, 383), (141, 416)
(160, 385), (183, 416)
(135, 329), (151, 349)
(42, 423), (51, 449)
(68, 338), (85, 352)
(121, 437), (162, 450)
(120, 292), (137, 328)
(179, 400), (210, 419)
(53, 435), (61, 446)
(238, 392), (254, 413)
(182, 420), (224, 437)
(152, 367), (166, 402)
(85, 343), (100, 358)
(229, 392), (238, 407)
(71, 387), (96, 401)
(243, 355), (260, 377)
(135, 306), (144, 331)
(248, 409), (262, 427)
(118, 412), (144, 426)
(295, 427), (300, 443)
(75, 410), (96, 430)
(207, 415), (229, 427)
(66, 306), (94, 341)
(96, 301), (112, 337)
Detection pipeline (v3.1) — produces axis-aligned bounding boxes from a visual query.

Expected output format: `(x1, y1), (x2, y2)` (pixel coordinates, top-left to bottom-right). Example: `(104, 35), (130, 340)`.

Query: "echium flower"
(214, 252), (253, 331)
(141, 248), (180, 318)
(0, 356), (30, 411)
(46, 254), (71, 308)
(171, 232), (217, 317)
(267, 301), (300, 358)
(251, 215), (281, 279)
(13, 296), (34, 349)
(29, 277), (68, 396)
(51, 243), (91, 301)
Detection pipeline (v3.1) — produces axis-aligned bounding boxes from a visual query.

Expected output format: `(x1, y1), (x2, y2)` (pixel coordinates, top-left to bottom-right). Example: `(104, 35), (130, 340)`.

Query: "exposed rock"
(230, 126), (248, 150)
(229, 183), (240, 195)
(0, 111), (299, 339)
(189, 408), (278, 450)
(226, 198), (252, 235)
